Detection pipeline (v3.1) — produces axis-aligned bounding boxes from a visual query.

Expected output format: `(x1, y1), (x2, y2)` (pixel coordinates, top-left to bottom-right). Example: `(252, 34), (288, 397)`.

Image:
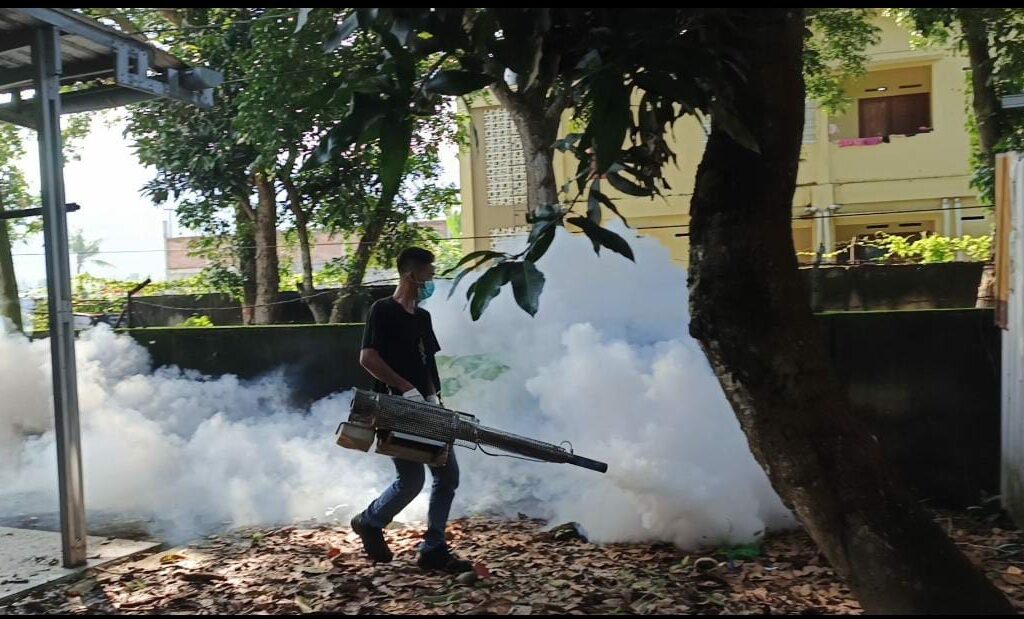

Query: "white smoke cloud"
(0, 224), (792, 547)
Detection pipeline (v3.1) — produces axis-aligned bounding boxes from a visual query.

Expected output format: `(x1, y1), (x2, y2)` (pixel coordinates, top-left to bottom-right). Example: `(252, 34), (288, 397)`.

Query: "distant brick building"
(164, 220), (449, 281)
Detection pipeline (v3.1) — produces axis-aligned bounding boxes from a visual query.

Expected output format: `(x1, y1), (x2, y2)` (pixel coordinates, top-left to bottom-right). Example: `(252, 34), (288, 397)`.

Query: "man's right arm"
(359, 348), (416, 395)
(360, 302), (419, 398)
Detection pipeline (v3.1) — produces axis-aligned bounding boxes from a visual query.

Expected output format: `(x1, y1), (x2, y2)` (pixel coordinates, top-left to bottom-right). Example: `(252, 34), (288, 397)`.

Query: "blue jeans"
(363, 451), (459, 553)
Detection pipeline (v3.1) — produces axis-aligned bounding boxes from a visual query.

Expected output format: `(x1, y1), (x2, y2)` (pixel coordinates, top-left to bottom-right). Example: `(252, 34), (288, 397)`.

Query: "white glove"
(402, 388), (426, 403)
(426, 394), (440, 406)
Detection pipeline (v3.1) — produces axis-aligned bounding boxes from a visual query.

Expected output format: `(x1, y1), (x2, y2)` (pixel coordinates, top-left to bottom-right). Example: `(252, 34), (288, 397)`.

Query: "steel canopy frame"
(0, 9), (222, 568)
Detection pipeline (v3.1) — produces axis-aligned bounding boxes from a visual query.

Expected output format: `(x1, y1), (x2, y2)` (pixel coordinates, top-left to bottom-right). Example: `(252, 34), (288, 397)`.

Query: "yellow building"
(457, 15), (992, 266)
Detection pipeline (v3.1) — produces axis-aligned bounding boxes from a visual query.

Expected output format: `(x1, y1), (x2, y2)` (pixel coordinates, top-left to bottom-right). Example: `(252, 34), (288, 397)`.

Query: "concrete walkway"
(0, 527), (160, 603)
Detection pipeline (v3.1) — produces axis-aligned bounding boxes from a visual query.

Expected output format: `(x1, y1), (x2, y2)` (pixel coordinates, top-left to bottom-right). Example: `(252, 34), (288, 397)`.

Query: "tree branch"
(91, 8), (143, 35)
(544, 80), (571, 125)
(280, 171), (305, 223)
(236, 184), (256, 222)
(488, 77), (523, 115)
(159, 9), (184, 28)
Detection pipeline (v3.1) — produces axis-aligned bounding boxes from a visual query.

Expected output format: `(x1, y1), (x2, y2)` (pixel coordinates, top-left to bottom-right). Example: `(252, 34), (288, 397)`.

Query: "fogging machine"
(336, 389), (607, 474)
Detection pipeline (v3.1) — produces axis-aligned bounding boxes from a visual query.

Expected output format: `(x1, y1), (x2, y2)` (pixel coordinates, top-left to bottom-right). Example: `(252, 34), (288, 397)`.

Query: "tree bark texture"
(282, 173), (330, 323)
(687, 7), (1011, 614)
(252, 173), (281, 325)
(960, 10), (1003, 172)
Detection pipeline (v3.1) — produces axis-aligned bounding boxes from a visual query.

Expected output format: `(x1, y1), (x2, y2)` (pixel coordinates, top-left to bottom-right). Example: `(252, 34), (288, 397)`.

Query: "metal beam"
(33, 25), (87, 569)
(113, 49), (216, 109)
(180, 67), (224, 91)
(18, 8), (151, 55)
(0, 106), (36, 129)
(0, 85), (158, 117)
(0, 56), (113, 91)
(15, 8), (193, 73)
(60, 86), (157, 114)
(0, 202), (79, 220)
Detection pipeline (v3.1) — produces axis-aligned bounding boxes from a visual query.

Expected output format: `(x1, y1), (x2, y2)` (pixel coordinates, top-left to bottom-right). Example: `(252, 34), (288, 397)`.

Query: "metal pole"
(33, 25), (87, 568)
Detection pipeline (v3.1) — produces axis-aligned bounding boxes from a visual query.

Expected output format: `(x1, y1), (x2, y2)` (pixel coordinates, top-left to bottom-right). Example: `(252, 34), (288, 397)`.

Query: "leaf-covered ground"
(3, 509), (1023, 615)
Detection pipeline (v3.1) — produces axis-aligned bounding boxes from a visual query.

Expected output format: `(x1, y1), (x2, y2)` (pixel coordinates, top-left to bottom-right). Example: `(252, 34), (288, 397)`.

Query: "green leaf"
(525, 223), (555, 263)
(633, 70), (680, 99)
(295, 8), (312, 33)
(305, 95), (386, 168)
(442, 250), (506, 276)
(423, 71), (496, 96)
(390, 16), (412, 44)
(567, 216), (635, 262)
(324, 13), (359, 53)
(447, 253), (501, 300)
(575, 156), (591, 196)
(356, 8), (379, 26)
(589, 67), (631, 175)
(509, 261), (545, 316)
(469, 262), (512, 321)
(709, 100), (760, 154)
(587, 180), (603, 225)
(357, 113), (385, 144)
(632, 70), (702, 111)
(592, 189), (629, 227)
(527, 211), (559, 246)
(605, 171), (652, 197)
(378, 117), (413, 201)
(553, 133), (582, 153)
(492, 8), (546, 78)
(575, 49), (601, 73)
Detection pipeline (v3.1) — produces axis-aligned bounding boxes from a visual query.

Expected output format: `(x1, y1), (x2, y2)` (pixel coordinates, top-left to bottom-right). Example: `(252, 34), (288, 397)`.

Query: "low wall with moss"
(119, 324), (372, 406)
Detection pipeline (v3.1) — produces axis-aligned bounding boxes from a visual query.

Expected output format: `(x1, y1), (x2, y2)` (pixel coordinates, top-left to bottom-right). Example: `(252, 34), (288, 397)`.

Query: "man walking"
(350, 247), (473, 574)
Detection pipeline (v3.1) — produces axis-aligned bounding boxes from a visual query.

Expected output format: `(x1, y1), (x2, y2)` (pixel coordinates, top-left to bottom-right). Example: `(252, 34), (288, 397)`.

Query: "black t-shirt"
(360, 297), (441, 397)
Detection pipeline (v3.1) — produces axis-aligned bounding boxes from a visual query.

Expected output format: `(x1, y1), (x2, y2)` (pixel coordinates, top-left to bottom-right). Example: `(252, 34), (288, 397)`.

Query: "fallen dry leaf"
(64, 578), (96, 597)
(3, 510), (1023, 616)
(473, 562), (491, 580)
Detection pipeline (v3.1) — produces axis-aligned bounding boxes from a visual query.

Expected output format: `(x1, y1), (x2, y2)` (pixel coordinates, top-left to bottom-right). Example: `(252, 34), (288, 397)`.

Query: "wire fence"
(9, 204), (994, 258)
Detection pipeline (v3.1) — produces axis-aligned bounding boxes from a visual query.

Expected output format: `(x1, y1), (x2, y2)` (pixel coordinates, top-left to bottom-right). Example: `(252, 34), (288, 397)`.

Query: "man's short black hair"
(396, 247), (435, 274)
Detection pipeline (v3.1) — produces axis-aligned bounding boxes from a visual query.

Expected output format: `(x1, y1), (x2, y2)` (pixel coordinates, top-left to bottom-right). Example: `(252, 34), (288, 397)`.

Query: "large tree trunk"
(509, 109), (559, 211)
(329, 207), (386, 323)
(960, 10), (1003, 171)
(687, 8), (1011, 614)
(490, 80), (565, 213)
(0, 193), (22, 332)
(235, 202), (257, 325)
(252, 173), (281, 325)
(282, 173), (330, 324)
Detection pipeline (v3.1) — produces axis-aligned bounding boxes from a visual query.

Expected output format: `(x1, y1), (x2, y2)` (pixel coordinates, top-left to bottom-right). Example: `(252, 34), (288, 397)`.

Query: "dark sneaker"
(350, 512), (393, 563)
(416, 547), (474, 574)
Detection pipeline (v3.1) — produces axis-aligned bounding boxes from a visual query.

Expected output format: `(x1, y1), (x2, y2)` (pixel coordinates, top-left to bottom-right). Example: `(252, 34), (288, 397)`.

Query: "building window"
(858, 93), (931, 138)
(483, 109), (527, 207)
(802, 101), (818, 144)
